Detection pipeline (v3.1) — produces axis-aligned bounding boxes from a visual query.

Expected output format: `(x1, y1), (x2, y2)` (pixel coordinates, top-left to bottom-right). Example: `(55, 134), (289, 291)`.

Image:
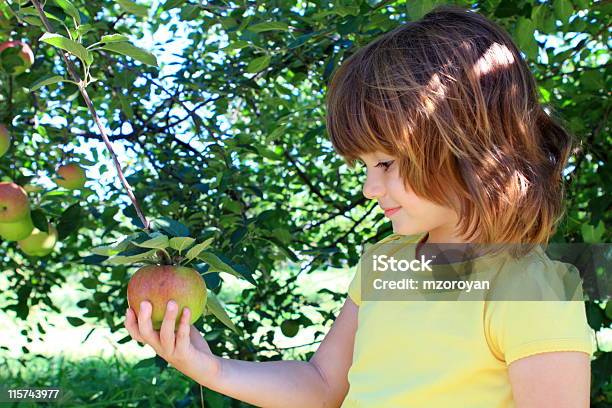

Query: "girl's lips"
(384, 207), (401, 217)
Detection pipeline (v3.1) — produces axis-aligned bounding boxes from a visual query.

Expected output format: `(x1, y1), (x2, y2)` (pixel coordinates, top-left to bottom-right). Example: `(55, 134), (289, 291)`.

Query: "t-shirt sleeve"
(485, 300), (595, 366)
(347, 259), (362, 306)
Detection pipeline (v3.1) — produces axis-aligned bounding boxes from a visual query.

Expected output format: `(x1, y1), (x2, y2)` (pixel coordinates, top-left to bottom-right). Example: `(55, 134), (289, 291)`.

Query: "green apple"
(18, 225), (58, 256)
(0, 216), (34, 241)
(55, 163), (87, 190)
(0, 124), (10, 157)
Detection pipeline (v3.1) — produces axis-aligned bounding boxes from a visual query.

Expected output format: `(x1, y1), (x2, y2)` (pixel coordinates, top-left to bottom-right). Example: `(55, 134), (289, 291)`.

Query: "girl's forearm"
(197, 355), (332, 408)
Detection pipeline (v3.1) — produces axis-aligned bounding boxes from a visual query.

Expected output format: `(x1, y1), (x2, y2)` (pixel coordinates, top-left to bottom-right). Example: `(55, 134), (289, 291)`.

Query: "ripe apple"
(0, 182), (30, 223)
(0, 124), (10, 157)
(127, 265), (208, 331)
(0, 40), (34, 74)
(55, 163), (87, 190)
(0, 216), (34, 241)
(18, 224), (58, 256)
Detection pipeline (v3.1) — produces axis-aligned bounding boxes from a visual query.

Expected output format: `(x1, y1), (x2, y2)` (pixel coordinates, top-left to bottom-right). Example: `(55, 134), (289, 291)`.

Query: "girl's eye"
(375, 160), (394, 171)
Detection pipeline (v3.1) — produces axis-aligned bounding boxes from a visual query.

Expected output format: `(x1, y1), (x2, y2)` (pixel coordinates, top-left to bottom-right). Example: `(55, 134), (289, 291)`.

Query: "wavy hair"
(325, 5), (573, 250)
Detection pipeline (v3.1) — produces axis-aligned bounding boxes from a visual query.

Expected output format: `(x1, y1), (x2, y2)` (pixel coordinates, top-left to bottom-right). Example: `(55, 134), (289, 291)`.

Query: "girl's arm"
(508, 351), (590, 407)
(206, 297), (358, 407)
(125, 297), (359, 408)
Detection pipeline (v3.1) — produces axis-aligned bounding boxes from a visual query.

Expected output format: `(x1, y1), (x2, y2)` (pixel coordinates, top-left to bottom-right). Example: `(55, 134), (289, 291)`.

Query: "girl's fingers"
(160, 300), (179, 353)
(175, 307), (191, 356)
(125, 308), (144, 343)
(190, 325), (212, 354)
(137, 301), (161, 350)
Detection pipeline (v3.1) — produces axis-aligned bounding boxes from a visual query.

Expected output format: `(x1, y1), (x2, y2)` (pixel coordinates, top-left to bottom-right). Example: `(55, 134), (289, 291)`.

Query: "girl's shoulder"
(362, 232), (427, 254)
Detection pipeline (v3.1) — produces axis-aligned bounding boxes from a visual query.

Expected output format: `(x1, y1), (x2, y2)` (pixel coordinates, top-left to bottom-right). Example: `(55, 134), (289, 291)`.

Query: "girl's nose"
(362, 175), (385, 200)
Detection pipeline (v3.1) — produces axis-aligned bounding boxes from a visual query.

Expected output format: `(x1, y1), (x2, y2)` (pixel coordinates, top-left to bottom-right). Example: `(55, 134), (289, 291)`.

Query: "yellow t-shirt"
(343, 233), (595, 408)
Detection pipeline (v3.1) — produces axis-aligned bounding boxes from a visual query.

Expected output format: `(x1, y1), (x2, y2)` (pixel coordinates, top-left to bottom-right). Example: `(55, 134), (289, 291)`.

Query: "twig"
(30, 0), (150, 230)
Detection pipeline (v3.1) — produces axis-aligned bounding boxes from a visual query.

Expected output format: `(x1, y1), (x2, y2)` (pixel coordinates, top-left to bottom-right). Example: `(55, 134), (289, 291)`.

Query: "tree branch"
(30, 0), (150, 230)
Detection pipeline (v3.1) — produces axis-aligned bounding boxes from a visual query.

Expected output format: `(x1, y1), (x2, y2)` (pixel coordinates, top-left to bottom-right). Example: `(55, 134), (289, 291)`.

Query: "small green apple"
(0, 124), (10, 157)
(55, 163), (87, 190)
(0, 216), (34, 241)
(18, 224), (58, 256)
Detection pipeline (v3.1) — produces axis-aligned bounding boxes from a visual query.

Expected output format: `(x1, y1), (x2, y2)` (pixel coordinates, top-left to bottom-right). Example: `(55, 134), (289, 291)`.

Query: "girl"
(125, 5), (594, 407)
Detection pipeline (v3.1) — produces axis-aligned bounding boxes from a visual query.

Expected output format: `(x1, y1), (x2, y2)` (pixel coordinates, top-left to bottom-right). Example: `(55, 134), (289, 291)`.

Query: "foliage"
(0, 0), (609, 406)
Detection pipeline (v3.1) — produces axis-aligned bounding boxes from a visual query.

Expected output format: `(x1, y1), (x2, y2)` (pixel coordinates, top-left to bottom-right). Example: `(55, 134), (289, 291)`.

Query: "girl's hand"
(124, 300), (220, 379)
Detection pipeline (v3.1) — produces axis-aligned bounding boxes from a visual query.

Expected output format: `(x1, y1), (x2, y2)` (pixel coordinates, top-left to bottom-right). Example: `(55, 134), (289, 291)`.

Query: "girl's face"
(358, 151), (466, 244)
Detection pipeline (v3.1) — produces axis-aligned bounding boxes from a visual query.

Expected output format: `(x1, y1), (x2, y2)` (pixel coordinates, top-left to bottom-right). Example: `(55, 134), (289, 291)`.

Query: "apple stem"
(156, 249), (172, 265)
(30, 0), (150, 231)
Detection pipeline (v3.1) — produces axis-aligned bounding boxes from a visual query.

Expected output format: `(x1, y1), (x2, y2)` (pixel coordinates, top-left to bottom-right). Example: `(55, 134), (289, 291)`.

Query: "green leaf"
(264, 236), (299, 263)
(100, 42), (158, 67)
(515, 18), (537, 60)
(133, 234), (169, 249)
(115, 0), (149, 18)
(246, 55), (270, 73)
(247, 21), (289, 33)
(21, 15), (44, 27)
(76, 24), (95, 37)
(29, 75), (65, 91)
(108, 232), (148, 253)
(133, 357), (156, 369)
(581, 221), (605, 243)
(30, 209), (49, 233)
(163, 0), (187, 11)
(179, 4), (200, 21)
(281, 319), (299, 337)
(223, 200), (241, 214)
(223, 40), (250, 51)
(57, 203), (82, 240)
(53, 0), (81, 25)
(184, 237), (214, 261)
(256, 145), (283, 161)
(553, 0), (573, 24)
(40, 33), (93, 66)
(152, 217), (190, 237)
(82, 277), (97, 289)
(118, 94), (134, 120)
(333, 4), (360, 17)
(100, 34), (130, 43)
(106, 249), (157, 265)
(18, 6), (64, 24)
(197, 251), (242, 279)
(90, 245), (119, 256)
(67, 317), (85, 327)
(82, 254), (107, 265)
(169, 237), (195, 252)
(406, 0), (443, 21)
(205, 291), (240, 334)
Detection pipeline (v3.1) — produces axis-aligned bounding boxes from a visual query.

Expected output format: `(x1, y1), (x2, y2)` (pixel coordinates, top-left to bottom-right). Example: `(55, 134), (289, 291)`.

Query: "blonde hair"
(325, 5), (573, 250)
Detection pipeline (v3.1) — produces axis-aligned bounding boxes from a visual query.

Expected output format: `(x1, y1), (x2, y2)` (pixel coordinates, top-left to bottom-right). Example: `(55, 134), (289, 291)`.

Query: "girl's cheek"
(388, 176), (413, 198)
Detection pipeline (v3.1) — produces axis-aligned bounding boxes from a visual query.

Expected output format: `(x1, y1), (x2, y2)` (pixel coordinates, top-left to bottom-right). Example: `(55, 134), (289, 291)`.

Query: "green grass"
(0, 352), (240, 407)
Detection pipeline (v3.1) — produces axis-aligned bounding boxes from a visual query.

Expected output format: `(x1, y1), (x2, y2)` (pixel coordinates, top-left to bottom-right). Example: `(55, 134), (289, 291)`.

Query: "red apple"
(127, 265), (208, 331)
(0, 182), (30, 223)
(0, 40), (34, 73)
(0, 124), (10, 158)
(55, 163), (87, 190)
